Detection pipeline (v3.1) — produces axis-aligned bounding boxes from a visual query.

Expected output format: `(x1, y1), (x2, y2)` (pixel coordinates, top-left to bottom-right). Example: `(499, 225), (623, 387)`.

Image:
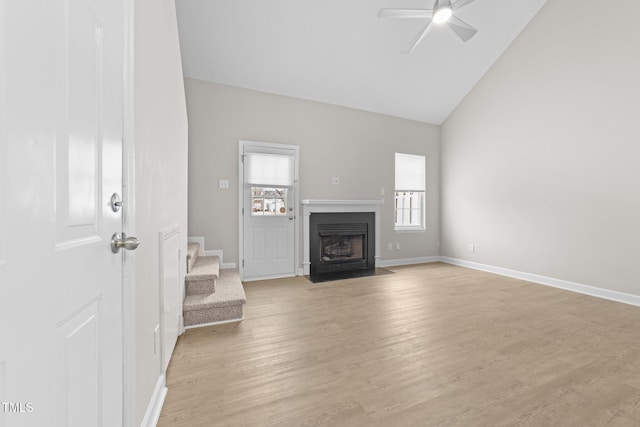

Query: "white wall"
(441, 0), (640, 294)
(185, 79), (440, 267)
(134, 0), (188, 424)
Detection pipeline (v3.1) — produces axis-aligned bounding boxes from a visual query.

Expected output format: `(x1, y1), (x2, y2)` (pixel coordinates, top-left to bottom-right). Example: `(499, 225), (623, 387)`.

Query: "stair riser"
(186, 273), (218, 283)
(184, 305), (243, 326)
(185, 279), (216, 296)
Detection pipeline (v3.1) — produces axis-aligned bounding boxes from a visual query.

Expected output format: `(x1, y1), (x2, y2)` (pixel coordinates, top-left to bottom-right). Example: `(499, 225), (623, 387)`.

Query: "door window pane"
(251, 187), (288, 216)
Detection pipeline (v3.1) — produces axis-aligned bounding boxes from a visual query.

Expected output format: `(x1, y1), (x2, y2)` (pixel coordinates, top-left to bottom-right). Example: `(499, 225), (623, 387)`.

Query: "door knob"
(111, 233), (140, 253)
(288, 216), (294, 220)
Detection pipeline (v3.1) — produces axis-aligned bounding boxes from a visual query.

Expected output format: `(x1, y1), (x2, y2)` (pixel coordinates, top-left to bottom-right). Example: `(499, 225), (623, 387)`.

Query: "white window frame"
(394, 153), (425, 231)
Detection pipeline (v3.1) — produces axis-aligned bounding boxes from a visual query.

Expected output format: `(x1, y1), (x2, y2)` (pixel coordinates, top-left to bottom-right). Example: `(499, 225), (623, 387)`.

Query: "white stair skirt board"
(188, 236), (236, 269)
(187, 236), (205, 255)
(440, 257), (640, 308)
(140, 374), (167, 427)
(204, 250), (236, 269)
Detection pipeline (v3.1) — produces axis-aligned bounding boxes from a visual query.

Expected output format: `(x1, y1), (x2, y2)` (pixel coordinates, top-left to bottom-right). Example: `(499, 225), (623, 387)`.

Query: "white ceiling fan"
(379, 0), (478, 53)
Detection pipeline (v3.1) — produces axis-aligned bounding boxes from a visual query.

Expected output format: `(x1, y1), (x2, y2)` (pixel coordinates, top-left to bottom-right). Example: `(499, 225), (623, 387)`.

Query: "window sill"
(394, 228), (426, 233)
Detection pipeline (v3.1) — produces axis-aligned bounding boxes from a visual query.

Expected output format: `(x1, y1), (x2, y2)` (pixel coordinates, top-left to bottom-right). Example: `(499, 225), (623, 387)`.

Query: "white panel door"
(243, 187), (295, 278)
(0, 0), (125, 426)
(242, 145), (297, 280)
(244, 211), (294, 279)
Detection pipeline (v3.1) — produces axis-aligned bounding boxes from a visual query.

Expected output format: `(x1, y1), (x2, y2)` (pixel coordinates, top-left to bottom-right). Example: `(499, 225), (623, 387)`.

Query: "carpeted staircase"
(183, 242), (246, 327)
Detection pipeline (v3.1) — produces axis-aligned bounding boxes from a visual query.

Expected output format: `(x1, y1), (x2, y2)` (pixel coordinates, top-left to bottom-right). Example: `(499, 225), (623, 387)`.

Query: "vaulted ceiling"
(175, 0), (547, 124)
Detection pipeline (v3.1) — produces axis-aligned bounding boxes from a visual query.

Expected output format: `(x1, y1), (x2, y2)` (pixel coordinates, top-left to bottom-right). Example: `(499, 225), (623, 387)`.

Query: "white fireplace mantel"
(301, 199), (383, 275)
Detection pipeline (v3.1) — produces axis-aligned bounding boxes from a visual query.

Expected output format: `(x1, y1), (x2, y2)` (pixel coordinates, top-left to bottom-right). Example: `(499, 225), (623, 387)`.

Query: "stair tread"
(186, 255), (219, 282)
(184, 269), (245, 311)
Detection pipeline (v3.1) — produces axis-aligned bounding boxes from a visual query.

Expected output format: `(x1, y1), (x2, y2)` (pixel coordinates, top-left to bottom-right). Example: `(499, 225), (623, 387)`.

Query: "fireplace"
(301, 199), (382, 277)
(309, 212), (375, 275)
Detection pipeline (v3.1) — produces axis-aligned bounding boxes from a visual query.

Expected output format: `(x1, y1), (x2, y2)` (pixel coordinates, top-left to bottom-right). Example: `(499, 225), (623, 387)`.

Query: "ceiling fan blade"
(452, 0), (477, 10)
(404, 19), (433, 53)
(378, 9), (432, 19)
(447, 15), (477, 42)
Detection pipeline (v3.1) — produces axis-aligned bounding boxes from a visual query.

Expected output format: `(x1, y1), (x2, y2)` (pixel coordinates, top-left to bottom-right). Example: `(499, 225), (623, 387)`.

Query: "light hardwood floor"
(158, 263), (640, 426)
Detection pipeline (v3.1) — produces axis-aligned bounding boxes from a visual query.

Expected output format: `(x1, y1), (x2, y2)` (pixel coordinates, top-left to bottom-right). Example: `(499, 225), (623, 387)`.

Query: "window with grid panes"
(394, 153), (425, 230)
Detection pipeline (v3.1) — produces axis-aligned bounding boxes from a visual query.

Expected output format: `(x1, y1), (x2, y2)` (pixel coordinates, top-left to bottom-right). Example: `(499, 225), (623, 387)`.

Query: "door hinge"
(242, 207), (244, 215)
(241, 154), (245, 163)
(242, 260), (244, 267)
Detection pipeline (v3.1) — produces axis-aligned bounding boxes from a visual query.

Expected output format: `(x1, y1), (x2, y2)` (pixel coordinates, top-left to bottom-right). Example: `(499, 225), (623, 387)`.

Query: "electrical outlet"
(468, 244), (475, 253)
(219, 179), (229, 189)
(396, 243), (401, 251)
(388, 243), (393, 251)
(331, 177), (340, 185)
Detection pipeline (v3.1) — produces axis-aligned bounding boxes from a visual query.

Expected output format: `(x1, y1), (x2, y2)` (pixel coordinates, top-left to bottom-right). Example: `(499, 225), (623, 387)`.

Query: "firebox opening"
(320, 234), (364, 263)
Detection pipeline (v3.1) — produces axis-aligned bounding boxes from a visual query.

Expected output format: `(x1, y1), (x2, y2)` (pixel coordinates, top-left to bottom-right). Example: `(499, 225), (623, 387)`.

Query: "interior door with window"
(241, 143), (297, 280)
(1, 0), (127, 425)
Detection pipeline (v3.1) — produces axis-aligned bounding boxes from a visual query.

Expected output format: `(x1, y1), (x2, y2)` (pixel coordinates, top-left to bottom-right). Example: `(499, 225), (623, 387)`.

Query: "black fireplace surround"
(309, 212), (375, 276)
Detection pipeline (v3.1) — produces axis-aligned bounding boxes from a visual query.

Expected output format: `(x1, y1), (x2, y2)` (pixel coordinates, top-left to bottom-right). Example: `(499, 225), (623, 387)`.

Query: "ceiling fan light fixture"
(378, 0), (478, 51)
(432, 0), (453, 24)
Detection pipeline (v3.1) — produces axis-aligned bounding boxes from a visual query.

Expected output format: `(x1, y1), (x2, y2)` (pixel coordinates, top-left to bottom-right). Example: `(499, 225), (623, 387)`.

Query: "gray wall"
(185, 79), (440, 267)
(441, 0), (640, 294)
(135, 0), (188, 424)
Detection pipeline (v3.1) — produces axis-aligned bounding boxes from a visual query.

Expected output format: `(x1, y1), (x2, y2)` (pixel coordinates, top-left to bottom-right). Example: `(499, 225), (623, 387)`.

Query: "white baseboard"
(184, 317), (243, 329)
(187, 236), (205, 255)
(203, 249), (236, 269)
(440, 256), (640, 307)
(375, 254), (640, 308)
(140, 374), (167, 427)
(188, 236), (236, 268)
(246, 259), (467, 275)
(187, 236), (640, 309)
(378, 256), (440, 268)
(242, 273), (295, 282)
(296, 257), (438, 275)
